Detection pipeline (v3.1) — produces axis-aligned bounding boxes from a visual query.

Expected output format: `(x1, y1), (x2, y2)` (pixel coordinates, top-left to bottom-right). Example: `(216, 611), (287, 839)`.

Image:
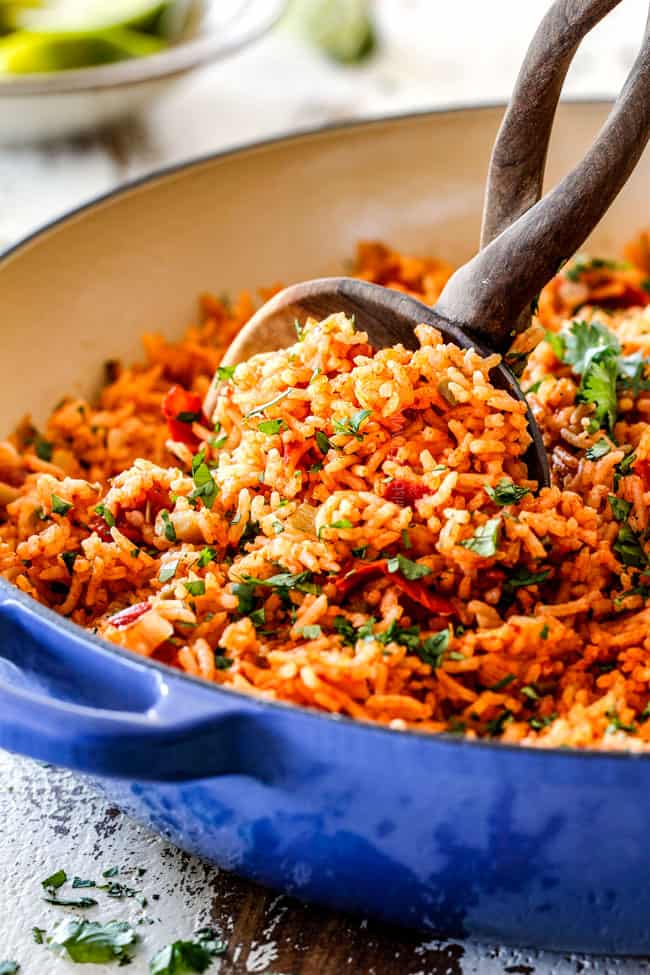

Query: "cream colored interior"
(1, 103), (648, 429)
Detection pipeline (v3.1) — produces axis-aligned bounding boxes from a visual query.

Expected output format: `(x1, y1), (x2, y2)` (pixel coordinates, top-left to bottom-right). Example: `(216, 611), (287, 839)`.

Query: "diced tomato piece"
(592, 285), (650, 310)
(88, 515), (113, 542)
(162, 385), (209, 447)
(335, 559), (454, 616)
(384, 478), (428, 507)
(634, 457), (650, 490)
(107, 601), (151, 629)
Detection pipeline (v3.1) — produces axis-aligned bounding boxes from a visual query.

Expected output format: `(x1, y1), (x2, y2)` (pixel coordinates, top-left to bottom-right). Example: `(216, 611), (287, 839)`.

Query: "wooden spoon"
(206, 0), (650, 488)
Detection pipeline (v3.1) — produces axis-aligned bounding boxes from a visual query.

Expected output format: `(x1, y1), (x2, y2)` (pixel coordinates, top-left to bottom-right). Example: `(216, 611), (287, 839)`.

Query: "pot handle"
(0, 588), (271, 782)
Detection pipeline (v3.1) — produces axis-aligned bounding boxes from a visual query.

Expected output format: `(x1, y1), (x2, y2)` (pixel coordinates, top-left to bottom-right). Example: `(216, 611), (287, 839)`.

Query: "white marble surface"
(1, 2), (650, 972)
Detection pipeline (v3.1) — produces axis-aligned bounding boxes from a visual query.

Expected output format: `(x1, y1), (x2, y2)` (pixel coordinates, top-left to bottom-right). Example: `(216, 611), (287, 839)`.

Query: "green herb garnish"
(197, 547), (216, 568)
(176, 410), (202, 424)
(94, 503), (115, 527)
(385, 553), (431, 580)
(416, 629), (450, 669)
(61, 551), (78, 575)
(460, 517), (501, 557)
(159, 561), (178, 584)
(160, 510), (177, 543)
(183, 580), (206, 597)
(484, 479), (530, 506)
(216, 365), (236, 383)
(613, 523), (648, 568)
(608, 494), (632, 522)
(0, 963), (18, 974)
(505, 568), (551, 590)
(586, 438), (612, 460)
(42, 869), (67, 890)
(149, 927), (227, 974)
(51, 494), (72, 516)
(315, 430), (332, 454)
(332, 408), (372, 440)
(245, 389), (292, 419)
(35, 436), (53, 461)
(49, 918), (137, 965)
(300, 625), (322, 640)
(189, 451), (219, 510)
(258, 419), (287, 435)
(490, 674), (515, 691)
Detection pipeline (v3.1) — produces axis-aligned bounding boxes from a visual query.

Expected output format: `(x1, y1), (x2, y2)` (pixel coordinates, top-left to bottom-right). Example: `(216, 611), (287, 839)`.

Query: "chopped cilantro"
(49, 918), (137, 965)
(401, 528), (412, 549)
(102, 867), (118, 878)
(484, 479), (530, 506)
(586, 438), (612, 460)
(61, 551), (78, 575)
(72, 877), (96, 888)
(294, 318), (305, 341)
(525, 379), (543, 395)
(490, 674), (515, 691)
(608, 494), (632, 522)
(94, 503), (115, 527)
(329, 518), (353, 531)
(42, 869), (67, 890)
(416, 629), (450, 669)
(242, 569), (320, 595)
(539, 623), (550, 639)
(258, 419), (287, 435)
(43, 894), (98, 908)
(189, 451), (219, 510)
(351, 545), (368, 559)
(605, 709), (636, 734)
(159, 561), (178, 584)
(272, 520), (284, 534)
(521, 685), (540, 700)
(232, 582), (255, 616)
(0, 964), (18, 974)
(149, 928), (227, 974)
(176, 410), (202, 424)
(576, 348), (619, 431)
(197, 547), (216, 568)
(565, 256), (628, 282)
(460, 517), (501, 557)
(486, 709), (513, 736)
(209, 433), (227, 450)
(505, 567), (550, 590)
(386, 553), (431, 580)
(250, 607), (266, 629)
(333, 615), (357, 646)
(614, 450), (637, 490)
(300, 625), (322, 640)
(613, 523), (648, 568)
(376, 620), (421, 650)
(214, 656), (233, 670)
(315, 430), (332, 454)
(35, 436), (53, 461)
(183, 580), (206, 597)
(216, 365), (236, 382)
(51, 494), (72, 516)
(529, 713), (556, 730)
(332, 408), (372, 440)
(160, 510), (177, 543)
(309, 462), (324, 473)
(32, 928), (45, 945)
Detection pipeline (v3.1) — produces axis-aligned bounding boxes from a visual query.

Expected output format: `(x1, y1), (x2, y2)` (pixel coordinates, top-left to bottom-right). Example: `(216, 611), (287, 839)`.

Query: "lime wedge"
(295, 0), (376, 64)
(0, 26), (166, 73)
(16, 0), (174, 34)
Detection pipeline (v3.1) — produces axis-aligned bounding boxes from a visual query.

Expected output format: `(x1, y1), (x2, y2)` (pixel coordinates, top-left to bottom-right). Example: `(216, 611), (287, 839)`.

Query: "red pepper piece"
(592, 285), (650, 311)
(634, 457), (650, 490)
(335, 559), (454, 616)
(107, 601), (151, 629)
(384, 478), (428, 507)
(162, 385), (209, 447)
(88, 515), (113, 542)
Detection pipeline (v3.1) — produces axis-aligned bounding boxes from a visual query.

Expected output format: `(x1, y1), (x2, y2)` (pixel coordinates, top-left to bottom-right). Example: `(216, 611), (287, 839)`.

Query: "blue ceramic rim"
(2, 97), (637, 763)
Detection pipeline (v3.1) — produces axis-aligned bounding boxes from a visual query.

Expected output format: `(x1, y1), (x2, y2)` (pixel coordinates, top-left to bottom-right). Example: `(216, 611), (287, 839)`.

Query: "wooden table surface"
(1, 2), (648, 972)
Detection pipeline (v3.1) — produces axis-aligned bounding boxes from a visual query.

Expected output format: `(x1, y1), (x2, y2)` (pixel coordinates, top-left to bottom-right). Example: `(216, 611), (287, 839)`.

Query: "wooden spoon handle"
(437, 2), (650, 353)
(481, 0), (623, 249)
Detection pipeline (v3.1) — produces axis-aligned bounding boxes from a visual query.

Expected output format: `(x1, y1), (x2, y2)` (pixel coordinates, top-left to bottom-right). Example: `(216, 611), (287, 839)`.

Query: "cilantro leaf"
(189, 451), (219, 510)
(258, 419), (287, 435)
(214, 655), (233, 670)
(561, 319), (620, 373)
(242, 569), (320, 596)
(232, 582), (256, 616)
(51, 494), (72, 516)
(0, 963), (18, 975)
(49, 918), (137, 964)
(160, 510), (177, 543)
(94, 503), (115, 528)
(608, 494), (632, 522)
(42, 869), (67, 890)
(613, 523), (648, 568)
(197, 547), (216, 568)
(300, 625), (322, 639)
(484, 479), (530, 506)
(176, 410), (202, 424)
(564, 256), (628, 283)
(385, 553), (431, 580)
(159, 561), (179, 583)
(35, 436), (53, 461)
(416, 629), (450, 668)
(333, 615), (358, 646)
(460, 517), (501, 557)
(216, 365), (236, 383)
(576, 348), (619, 431)
(585, 438), (612, 460)
(332, 409), (372, 440)
(150, 929), (227, 974)
(183, 580), (206, 597)
(315, 431), (332, 454)
(245, 389), (292, 418)
(504, 568), (551, 591)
